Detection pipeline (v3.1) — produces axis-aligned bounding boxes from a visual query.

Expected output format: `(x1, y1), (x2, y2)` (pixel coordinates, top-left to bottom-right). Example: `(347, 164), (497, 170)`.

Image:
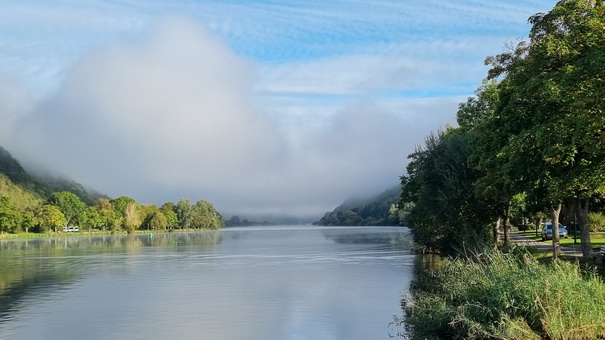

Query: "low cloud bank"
(1, 16), (456, 218)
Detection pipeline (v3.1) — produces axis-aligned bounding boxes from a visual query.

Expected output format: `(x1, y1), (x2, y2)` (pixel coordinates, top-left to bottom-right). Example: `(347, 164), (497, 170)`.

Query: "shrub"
(403, 249), (605, 339)
(588, 212), (605, 232)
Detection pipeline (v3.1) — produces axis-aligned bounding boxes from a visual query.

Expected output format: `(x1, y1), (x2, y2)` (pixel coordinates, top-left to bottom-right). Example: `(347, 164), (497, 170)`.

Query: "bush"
(588, 212), (605, 232)
(403, 249), (605, 339)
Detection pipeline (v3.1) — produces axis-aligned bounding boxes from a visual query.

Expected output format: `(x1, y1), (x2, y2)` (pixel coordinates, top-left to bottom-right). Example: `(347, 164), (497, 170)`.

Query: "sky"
(0, 0), (556, 219)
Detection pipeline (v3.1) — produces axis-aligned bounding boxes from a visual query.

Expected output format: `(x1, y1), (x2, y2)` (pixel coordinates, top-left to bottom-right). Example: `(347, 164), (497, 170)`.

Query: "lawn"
(516, 229), (605, 248)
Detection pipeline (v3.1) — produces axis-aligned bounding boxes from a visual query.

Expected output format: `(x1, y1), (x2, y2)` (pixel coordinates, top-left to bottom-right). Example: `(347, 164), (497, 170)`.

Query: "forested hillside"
(0, 146), (224, 234)
(315, 186), (403, 226)
(0, 146), (105, 205)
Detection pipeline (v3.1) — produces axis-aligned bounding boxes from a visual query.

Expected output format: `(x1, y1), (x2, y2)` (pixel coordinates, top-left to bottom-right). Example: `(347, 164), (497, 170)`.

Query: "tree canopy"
(401, 0), (605, 258)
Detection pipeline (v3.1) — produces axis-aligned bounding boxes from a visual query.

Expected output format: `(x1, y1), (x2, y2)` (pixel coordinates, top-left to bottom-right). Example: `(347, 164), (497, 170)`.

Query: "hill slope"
(0, 146), (105, 205)
(315, 186), (403, 226)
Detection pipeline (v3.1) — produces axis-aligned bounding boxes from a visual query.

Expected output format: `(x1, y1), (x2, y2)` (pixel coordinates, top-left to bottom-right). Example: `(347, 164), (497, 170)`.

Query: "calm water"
(0, 226), (415, 340)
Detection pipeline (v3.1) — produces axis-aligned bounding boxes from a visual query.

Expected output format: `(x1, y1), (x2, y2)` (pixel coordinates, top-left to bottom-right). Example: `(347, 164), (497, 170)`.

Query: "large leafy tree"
(48, 191), (86, 228)
(483, 0), (605, 258)
(110, 196), (136, 216)
(160, 203), (178, 229)
(191, 199), (223, 230)
(457, 80), (519, 245)
(175, 199), (193, 229)
(81, 206), (103, 231)
(123, 201), (141, 233)
(36, 204), (66, 233)
(149, 211), (168, 231)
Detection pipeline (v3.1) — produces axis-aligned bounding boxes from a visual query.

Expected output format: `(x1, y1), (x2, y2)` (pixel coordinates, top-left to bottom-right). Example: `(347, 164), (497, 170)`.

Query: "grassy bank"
(402, 249), (605, 340)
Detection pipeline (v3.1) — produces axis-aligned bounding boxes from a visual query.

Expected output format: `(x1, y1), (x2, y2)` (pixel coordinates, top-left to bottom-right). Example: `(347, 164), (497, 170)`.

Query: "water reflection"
(0, 227), (414, 340)
(0, 232), (222, 321)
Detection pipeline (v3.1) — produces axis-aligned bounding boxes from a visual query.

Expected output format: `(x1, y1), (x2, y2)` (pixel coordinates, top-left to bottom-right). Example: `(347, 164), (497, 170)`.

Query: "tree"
(400, 128), (494, 254)
(160, 203), (178, 229)
(48, 191), (85, 228)
(123, 201), (141, 233)
(191, 199), (223, 229)
(81, 206), (103, 231)
(175, 199), (193, 229)
(36, 204), (66, 233)
(95, 198), (117, 231)
(482, 0), (605, 258)
(458, 80), (518, 245)
(150, 211), (168, 231)
(21, 210), (36, 233)
(110, 196), (136, 216)
(0, 197), (23, 233)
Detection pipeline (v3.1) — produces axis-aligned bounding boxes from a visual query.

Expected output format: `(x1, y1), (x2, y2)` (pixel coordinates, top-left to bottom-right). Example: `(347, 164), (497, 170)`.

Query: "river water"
(0, 226), (415, 340)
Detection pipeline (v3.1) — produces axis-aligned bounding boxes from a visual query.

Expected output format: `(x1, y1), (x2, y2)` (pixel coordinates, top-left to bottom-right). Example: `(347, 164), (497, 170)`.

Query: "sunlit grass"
(516, 229), (605, 248)
(404, 249), (605, 339)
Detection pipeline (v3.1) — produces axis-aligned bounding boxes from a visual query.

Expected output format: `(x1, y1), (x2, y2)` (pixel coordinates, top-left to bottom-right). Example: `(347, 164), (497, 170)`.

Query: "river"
(0, 226), (415, 339)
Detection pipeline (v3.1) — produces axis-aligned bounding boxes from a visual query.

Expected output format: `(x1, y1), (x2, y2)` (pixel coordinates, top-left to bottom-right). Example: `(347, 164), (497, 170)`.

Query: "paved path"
(508, 231), (584, 257)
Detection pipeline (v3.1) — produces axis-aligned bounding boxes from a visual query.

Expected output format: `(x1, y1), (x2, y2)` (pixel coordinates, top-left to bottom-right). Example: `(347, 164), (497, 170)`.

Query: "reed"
(403, 249), (605, 339)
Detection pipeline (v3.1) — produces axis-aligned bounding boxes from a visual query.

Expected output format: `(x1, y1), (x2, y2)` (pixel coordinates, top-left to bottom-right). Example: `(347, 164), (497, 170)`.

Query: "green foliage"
(110, 196), (136, 216)
(175, 199), (193, 229)
(588, 212), (605, 232)
(149, 211), (168, 231)
(402, 0), (605, 258)
(80, 206), (103, 231)
(401, 129), (494, 254)
(316, 187), (402, 226)
(404, 250), (605, 339)
(0, 197), (24, 233)
(0, 146), (105, 205)
(0, 174), (43, 211)
(122, 201), (141, 233)
(191, 199), (223, 230)
(48, 191), (86, 226)
(0, 146), (223, 234)
(36, 205), (66, 233)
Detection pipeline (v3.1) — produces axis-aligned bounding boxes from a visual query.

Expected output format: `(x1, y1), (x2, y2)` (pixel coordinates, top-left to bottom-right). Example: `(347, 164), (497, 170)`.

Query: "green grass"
(516, 229), (605, 248)
(404, 249), (605, 340)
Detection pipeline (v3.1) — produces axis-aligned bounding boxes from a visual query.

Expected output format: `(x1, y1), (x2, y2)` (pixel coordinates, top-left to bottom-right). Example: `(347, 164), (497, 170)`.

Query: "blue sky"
(0, 0), (556, 218)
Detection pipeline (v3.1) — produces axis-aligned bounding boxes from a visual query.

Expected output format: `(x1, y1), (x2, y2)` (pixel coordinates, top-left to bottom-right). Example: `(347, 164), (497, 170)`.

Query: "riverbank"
(0, 228), (217, 239)
(404, 247), (605, 339)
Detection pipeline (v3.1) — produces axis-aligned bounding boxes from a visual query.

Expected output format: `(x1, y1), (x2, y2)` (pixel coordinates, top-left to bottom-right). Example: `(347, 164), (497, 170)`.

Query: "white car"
(540, 222), (568, 240)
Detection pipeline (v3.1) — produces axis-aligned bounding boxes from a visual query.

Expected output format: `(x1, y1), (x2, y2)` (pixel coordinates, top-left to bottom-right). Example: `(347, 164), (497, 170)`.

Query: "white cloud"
(10, 16), (452, 218)
(0, 0), (558, 218)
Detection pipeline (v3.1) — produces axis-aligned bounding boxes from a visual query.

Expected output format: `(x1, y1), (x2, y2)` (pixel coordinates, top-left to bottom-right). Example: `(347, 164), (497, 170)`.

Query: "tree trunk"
(574, 197), (592, 259)
(503, 202), (511, 246)
(494, 217), (501, 246)
(550, 202), (562, 259)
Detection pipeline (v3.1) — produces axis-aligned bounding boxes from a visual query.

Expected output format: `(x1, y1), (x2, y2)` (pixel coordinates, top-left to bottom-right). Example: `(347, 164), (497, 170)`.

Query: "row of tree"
(0, 190), (224, 234)
(400, 0), (605, 258)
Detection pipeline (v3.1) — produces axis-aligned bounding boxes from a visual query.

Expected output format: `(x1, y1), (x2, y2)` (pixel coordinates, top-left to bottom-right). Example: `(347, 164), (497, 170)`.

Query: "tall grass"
(403, 249), (605, 339)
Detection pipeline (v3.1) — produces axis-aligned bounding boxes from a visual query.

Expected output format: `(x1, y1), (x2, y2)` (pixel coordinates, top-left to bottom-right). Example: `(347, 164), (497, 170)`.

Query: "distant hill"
(314, 186), (403, 226)
(0, 146), (106, 205)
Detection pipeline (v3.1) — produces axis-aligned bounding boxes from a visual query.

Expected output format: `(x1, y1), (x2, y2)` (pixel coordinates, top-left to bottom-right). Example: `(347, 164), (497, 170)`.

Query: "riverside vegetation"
(399, 1), (605, 339)
(0, 147), (223, 235)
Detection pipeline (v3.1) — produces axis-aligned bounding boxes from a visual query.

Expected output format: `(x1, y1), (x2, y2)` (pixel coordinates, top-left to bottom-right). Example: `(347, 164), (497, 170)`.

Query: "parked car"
(541, 222), (568, 240)
(62, 226), (79, 232)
